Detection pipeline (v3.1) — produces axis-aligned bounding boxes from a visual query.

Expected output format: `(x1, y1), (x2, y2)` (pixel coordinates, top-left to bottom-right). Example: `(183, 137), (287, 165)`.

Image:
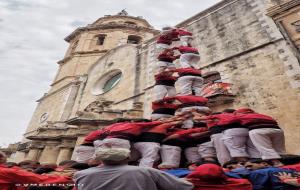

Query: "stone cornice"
(267, 0), (300, 17)
(57, 50), (108, 65)
(66, 117), (116, 126)
(65, 23), (159, 42)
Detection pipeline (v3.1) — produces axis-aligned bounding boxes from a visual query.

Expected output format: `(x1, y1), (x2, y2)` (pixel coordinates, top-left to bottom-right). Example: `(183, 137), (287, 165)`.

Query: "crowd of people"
(1, 27), (300, 190)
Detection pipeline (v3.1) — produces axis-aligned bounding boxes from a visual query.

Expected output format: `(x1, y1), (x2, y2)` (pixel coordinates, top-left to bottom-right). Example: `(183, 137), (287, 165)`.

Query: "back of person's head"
(58, 160), (77, 167)
(95, 148), (130, 165)
(223, 160), (245, 170)
(0, 151), (7, 164)
(18, 160), (40, 170)
(112, 118), (132, 123)
(223, 160), (239, 168)
(280, 154), (300, 165)
(132, 118), (151, 122)
(70, 163), (90, 170)
(222, 109), (236, 113)
(34, 166), (55, 174)
(5, 162), (18, 168)
(245, 159), (272, 170)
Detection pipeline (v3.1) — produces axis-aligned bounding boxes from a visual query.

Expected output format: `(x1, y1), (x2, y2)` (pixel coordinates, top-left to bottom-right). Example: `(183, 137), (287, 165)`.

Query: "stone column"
(39, 141), (60, 164)
(26, 148), (40, 161)
(56, 148), (72, 164)
(56, 139), (76, 164)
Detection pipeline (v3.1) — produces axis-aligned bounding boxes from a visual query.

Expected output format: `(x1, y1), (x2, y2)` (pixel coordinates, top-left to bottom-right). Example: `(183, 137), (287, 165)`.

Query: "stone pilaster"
(38, 141), (60, 164)
(56, 148), (73, 164)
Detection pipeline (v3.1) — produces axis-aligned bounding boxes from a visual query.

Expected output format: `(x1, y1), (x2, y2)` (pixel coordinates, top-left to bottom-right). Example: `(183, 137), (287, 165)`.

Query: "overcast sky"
(0, 0), (221, 147)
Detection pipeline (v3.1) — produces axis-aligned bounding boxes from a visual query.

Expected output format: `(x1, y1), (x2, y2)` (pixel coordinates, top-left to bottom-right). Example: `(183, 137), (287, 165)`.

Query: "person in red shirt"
(164, 95), (210, 129)
(151, 98), (178, 121)
(97, 121), (163, 151)
(176, 28), (193, 46)
(156, 27), (179, 51)
(174, 46), (200, 68)
(194, 111), (233, 165)
(186, 163), (252, 190)
(220, 109), (260, 162)
(134, 120), (183, 168)
(153, 70), (177, 101)
(235, 108), (286, 166)
(173, 67), (204, 96)
(0, 152), (72, 190)
(156, 48), (180, 73)
(160, 126), (215, 169)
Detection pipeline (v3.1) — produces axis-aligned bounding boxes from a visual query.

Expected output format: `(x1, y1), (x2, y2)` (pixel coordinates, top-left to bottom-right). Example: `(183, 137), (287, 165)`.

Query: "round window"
(103, 72), (122, 93)
(91, 70), (122, 95)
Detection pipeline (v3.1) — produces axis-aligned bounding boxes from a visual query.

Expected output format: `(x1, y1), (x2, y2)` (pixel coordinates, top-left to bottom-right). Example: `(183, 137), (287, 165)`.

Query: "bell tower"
(14, 11), (159, 163)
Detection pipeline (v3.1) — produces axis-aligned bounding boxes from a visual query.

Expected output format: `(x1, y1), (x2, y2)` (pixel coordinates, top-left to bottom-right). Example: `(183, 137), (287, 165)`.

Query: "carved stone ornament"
(84, 99), (114, 113)
(292, 20), (300, 33)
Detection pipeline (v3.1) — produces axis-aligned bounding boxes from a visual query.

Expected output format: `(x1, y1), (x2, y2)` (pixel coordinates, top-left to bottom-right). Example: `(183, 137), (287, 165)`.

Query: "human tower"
(75, 27), (286, 169)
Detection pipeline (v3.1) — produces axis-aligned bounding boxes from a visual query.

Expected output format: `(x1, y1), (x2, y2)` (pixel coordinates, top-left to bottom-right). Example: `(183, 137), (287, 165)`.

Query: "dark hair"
(280, 154), (300, 165)
(222, 109), (236, 113)
(34, 167), (55, 174)
(70, 163), (90, 170)
(58, 160), (77, 166)
(112, 118), (132, 123)
(132, 118), (151, 122)
(247, 158), (272, 165)
(5, 162), (18, 168)
(223, 160), (239, 168)
(212, 112), (222, 115)
(195, 160), (220, 167)
(80, 142), (94, 147)
(19, 160), (40, 166)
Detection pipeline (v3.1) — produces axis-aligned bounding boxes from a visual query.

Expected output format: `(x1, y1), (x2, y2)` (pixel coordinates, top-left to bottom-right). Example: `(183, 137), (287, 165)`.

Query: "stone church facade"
(13, 0), (300, 164)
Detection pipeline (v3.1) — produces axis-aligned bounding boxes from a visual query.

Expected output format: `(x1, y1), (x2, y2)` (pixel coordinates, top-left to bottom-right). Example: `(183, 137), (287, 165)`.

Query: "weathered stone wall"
(135, 0), (300, 153)
(171, 0), (300, 153)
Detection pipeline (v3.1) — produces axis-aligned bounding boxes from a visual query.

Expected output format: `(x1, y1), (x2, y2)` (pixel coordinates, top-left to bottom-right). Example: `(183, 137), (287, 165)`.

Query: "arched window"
(127, 35), (142, 44)
(96, 34), (107, 45)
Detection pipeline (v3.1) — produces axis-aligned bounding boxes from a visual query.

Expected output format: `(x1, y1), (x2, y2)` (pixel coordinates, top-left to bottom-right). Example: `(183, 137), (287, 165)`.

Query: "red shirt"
(152, 101), (178, 110)
(156, 29), (179, 45)
(157, 51), (180, 62)
(282, 163), (300, 172)
(177, 29), (193, 36)
(0, 165), (71, 190)
(164, 95), (208, 104)
(235, 113), (278, 126)
(174, 127), (208, 139)
(154, 73), (177, 82)
(172, 68), (202, 76)
(178, 46), (199, 54)
(107, 121), (162, 137)
(84, 122), (128, 143)
(205, 113), (239, 128)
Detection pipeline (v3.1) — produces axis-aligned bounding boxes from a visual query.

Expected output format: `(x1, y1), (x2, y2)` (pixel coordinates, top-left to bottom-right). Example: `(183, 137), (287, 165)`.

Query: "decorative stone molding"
(84, 99), (114, 113)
